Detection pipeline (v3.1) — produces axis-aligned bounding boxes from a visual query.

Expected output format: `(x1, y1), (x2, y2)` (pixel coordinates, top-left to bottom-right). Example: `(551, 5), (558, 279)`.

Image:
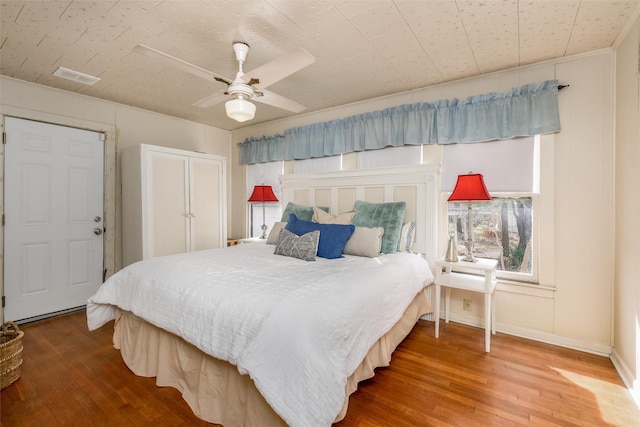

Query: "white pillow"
(312, 206), (356, 224)
(266, 222), (287, 245)
(343, 226), (384, 258)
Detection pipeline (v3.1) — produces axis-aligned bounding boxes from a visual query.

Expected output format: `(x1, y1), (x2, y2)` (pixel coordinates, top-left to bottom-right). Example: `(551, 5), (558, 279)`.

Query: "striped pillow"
(397, 221), (416, 253)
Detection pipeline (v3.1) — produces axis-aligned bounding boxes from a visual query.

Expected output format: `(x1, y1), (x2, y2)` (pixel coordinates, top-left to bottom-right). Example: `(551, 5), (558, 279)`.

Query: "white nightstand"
(227, 237), (266, 246)
(239, 237), (266, 243)
(434, 257), (498, 352)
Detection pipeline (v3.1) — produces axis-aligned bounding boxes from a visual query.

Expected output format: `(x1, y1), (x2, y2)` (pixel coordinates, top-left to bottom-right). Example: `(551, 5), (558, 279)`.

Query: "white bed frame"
(279, 164), (440, 268)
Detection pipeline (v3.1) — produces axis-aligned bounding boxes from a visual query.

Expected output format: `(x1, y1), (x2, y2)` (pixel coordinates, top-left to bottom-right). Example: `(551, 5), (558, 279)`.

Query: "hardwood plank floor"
(1, 310), (638, 426)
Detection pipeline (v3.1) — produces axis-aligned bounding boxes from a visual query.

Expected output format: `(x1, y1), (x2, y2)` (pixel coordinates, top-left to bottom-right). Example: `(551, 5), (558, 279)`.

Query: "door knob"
(94, 216), (102, 223)
(94, 228), (103, 235)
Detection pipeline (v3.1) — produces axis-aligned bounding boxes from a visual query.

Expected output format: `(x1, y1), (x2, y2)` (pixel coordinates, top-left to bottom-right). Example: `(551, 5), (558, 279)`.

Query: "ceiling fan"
(133, 42), (315, 123)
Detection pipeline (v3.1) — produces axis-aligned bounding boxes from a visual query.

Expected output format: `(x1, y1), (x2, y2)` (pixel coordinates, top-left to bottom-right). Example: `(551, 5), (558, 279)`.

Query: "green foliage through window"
(448, 196), (533, 275)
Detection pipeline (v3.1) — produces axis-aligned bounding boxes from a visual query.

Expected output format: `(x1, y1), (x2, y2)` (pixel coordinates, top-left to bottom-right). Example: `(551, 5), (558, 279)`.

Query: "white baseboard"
(443, 312), (612, 356)
(610, 349), (640, 409)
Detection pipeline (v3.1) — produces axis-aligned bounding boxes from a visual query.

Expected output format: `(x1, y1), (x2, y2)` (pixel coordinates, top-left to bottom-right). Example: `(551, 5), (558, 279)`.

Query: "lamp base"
(259, 224), (268, 239)
(461, 239), (479, 262)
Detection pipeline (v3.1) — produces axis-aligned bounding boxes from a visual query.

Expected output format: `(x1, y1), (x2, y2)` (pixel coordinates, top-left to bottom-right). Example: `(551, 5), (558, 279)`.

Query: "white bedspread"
(87, 243), (433, 427)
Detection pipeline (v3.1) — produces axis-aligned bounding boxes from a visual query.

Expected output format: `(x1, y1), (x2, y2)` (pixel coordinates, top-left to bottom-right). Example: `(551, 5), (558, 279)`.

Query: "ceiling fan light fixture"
(225, 97), (256, 122)
(133, 42), (314, 120)
(232, 41), (250, 64)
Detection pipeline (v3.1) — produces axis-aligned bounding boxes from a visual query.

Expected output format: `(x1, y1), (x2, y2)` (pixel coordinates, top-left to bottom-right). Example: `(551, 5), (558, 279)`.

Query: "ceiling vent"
(52, 66), (100, 85)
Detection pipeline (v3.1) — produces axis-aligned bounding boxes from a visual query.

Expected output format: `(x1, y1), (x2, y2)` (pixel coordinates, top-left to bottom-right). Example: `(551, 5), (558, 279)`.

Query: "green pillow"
(352, 200), (406, 254)
(280, 202), (328, 222)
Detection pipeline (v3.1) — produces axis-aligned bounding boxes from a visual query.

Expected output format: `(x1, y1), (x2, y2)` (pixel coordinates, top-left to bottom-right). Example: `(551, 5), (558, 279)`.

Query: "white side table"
(239, 237), (266, 243)
(434, 257), (498, 352)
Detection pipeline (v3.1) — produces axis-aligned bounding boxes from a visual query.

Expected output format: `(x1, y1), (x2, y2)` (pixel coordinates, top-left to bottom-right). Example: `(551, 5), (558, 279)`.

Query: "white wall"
(231, 50), (617, 355)
(0, 45), (627, 363)
(612, 14), (640, 406)
(0, 76), (232, 282)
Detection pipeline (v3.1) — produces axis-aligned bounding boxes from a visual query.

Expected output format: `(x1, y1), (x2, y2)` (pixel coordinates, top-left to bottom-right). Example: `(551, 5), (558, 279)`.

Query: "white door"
(146, 150), (190, 258)
(143, 149), (225, 258)
(190, 156), (223, 251)
(4, 117), (104, 322)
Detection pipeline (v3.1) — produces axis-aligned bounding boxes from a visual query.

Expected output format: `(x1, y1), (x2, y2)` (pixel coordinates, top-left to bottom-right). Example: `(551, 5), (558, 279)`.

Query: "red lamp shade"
(448, 173), (491, 201)
(247, 185), (279, 203)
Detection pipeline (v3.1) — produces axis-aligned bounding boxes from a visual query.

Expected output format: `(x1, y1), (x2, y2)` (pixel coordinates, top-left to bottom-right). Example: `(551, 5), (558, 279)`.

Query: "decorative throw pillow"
(343, 226), (384, 258)
(280, 202), (329, 222)
(266, 222), (287, 245)
(285, 214), (355, 259)
(352, 200), (406, 254)
(312, 206), (356, 224)
(397, 221), (416, 252)
(274, 229), (319, 262)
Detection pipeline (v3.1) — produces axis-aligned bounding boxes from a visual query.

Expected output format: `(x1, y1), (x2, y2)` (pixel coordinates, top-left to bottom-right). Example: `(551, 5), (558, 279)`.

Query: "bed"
(87, 164), (440, 427)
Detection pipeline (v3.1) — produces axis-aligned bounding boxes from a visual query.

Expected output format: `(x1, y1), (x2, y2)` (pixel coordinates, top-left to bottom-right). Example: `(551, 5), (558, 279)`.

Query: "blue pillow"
(285, 214), (355, 259)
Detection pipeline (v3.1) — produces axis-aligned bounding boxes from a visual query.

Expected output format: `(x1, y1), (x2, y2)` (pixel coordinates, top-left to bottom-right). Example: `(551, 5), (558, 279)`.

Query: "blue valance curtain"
(239, 80), (561, 165)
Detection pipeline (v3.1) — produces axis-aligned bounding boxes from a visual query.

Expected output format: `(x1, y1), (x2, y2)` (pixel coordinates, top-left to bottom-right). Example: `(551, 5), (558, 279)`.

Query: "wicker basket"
(1, 321), (24, 390)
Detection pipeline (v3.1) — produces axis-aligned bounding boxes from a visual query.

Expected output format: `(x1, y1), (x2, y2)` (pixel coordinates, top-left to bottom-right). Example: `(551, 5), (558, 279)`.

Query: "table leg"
(445, 287), (451, 324)
(484, 293), (491, 352)
(492, 291), (497, 335)
(435, 284), (441, 338)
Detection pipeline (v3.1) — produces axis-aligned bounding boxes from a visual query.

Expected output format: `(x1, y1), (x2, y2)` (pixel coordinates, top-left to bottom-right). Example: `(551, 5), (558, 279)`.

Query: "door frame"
(0, 113), (117, 323)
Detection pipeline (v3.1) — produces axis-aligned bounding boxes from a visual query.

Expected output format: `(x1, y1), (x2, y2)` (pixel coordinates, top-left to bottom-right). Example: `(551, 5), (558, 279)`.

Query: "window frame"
(246, 161), (284, 238)
(249, 203), (282, 238)
(443, 191), (540, 284)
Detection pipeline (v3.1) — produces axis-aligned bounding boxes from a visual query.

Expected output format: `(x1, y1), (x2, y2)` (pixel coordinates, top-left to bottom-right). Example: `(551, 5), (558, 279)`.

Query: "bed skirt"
(112, 288), (431, 427)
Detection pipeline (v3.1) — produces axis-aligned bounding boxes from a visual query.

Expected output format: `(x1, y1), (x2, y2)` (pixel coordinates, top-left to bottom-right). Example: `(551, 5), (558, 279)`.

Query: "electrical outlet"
(463, 299), (472, 311)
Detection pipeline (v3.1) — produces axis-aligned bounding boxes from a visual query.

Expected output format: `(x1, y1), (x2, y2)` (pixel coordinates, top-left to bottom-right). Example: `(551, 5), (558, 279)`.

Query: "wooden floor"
(1, 310), (639, 427)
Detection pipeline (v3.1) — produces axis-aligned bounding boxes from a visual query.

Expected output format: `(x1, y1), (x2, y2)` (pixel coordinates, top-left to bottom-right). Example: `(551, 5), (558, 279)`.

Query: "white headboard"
(279, 164), (440, 267)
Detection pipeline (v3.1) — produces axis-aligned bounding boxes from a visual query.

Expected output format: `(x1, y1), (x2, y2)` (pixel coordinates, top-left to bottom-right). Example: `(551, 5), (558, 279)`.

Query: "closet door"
(146, 150), (190, 258)
(122, 144), (227, 266)
(190, 156), (224, 251)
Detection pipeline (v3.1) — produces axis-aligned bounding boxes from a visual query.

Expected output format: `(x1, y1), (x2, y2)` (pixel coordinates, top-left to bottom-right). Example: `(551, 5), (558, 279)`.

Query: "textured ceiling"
(1, 0), (639, 131)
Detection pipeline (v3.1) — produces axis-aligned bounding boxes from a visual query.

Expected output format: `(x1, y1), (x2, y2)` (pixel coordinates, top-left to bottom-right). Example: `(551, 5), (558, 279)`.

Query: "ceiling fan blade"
(133, 44), (232, 84)
(254, 89), (307, 113)
(192, 91), (229, 108)
(242, 48), (314, 89)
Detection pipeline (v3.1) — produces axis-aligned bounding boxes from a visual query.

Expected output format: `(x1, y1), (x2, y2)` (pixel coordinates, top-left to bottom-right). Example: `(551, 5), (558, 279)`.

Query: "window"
(443, 136), (539, 283)
(447, 194), (537, 282)
(250, 204), (281, 238)
(357, 145), (422, 169)
(293, 155), (342, 173)
(247, 161), (283, 238)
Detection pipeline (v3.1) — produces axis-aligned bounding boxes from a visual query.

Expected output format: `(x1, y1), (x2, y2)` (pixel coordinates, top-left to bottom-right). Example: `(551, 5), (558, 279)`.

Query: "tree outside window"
(448, 196), (534, 277)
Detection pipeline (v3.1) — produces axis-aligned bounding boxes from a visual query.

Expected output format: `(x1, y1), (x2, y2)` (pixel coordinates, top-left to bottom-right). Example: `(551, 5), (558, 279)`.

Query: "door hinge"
(2, 214), (4, 226)
(1, 296), (5, 308)
(2, 132), (6, 144)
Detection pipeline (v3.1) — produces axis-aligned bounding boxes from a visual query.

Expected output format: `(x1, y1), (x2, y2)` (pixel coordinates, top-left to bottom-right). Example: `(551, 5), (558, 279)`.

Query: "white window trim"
(441, 192), (539, 284)
(246, 161), (285, 238)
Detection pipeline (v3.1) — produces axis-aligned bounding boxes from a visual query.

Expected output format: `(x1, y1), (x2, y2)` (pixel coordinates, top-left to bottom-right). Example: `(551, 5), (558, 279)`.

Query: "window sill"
(496, 279), (555, 299)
